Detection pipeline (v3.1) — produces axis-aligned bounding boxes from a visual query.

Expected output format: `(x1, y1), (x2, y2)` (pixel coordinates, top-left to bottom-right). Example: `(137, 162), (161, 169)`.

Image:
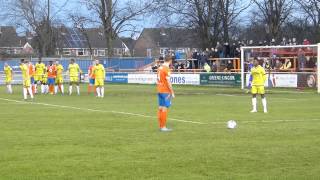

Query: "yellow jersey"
(4, 66), (12, 78)
(20, 64), (30, 80)
(251, 65), (266, 86)
(35, 63), (46, 75)
(68, 63), (81, 77)
(56, 64), (64, 77)
(93, 64), (105, 79)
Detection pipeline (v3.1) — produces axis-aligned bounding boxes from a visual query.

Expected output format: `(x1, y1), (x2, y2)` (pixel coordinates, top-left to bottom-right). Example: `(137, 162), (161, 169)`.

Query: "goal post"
(240, 44), (319, 93)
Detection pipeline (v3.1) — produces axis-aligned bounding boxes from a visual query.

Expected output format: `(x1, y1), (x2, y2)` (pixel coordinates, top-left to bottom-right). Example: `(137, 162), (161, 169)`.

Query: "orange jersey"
(28, 64), (35, 77)
(157, 65), (171, 93)
(47, 65), (57, 78)
(88, 65), (95, 79)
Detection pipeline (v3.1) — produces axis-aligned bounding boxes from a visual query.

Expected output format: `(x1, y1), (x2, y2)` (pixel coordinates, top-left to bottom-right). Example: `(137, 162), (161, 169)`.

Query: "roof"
(138, 28), (201, 48)
(59, 27), (124, 49)
(0, 26), (23, 47)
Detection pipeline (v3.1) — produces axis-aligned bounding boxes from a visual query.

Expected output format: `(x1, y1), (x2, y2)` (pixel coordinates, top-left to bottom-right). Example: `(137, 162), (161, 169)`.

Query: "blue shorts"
(30, 77), (35, 84)
(89, 78), (95, 85)
(158, 93), (172, 108)
(48, 78), (55, 85)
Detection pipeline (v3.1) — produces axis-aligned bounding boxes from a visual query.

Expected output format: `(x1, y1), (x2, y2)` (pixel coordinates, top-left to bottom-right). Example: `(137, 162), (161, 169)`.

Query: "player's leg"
(251, 86), (258, 112)
(25, 80), (33, 99)
(69, 80), (73, 95)
(76, 81), (80, 95)
(259, 87), (267, 113)
(31, 77), (35, 94)
(88, 79), (93, 94)
(158, 93), (172, 132)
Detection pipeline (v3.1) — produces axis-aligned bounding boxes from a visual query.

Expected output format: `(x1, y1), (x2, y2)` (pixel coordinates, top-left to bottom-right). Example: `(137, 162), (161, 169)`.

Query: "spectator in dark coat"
(200, 52), (208, 68)
(192, 50), (199, 69)
(223, 42), (231, 58)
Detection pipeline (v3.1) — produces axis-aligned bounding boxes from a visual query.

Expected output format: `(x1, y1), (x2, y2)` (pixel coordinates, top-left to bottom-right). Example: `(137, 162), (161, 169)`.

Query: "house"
(56, 27), (131, 57)
(133, 28), (201, 57)
(0, 26), (33, 56)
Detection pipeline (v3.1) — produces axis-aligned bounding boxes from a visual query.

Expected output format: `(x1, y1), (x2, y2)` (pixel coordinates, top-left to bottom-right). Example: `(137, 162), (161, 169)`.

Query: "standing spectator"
(281, 37), (287, 46)
(292, 38), (297, 45)
(223, 42), (231, 58)
(200, 51), (208, 68)
(270, 39), (276, 46)
(192, 50), (199, 69)
(230, 43), (237, 58)
(297, 49), (306, 71)
(216, 42), (224, 58)
(303, 39), (310, 45)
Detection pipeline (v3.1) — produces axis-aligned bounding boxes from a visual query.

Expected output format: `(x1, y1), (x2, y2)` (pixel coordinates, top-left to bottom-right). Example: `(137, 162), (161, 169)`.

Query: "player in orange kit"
(47, 61), (57, 95)
(28, 61), (36, 94)
(157, 55), (175, 132)
(87, 61), (96, 94)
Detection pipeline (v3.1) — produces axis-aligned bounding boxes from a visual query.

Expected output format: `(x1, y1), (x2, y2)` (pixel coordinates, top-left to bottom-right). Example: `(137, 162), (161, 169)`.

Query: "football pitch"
(0, 84), (320, 180)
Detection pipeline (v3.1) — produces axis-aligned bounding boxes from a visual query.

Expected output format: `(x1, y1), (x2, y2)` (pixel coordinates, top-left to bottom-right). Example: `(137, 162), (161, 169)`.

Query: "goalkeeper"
(250, 58), (267, 113)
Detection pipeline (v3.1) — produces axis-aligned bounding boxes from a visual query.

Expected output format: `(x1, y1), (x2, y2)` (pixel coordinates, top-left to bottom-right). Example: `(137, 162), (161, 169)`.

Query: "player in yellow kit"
(68, 59), (82, 95)
(20, 59), (34, 100)
(250, 58), (267, 113)
(55, 61), (64, 94)
(4, 63), (13, 94)
(93, 59), (105, 98)
(34, 59), (46, 94)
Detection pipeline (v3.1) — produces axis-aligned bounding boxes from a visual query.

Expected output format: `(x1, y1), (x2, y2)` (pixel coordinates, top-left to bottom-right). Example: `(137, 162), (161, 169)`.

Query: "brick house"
(133, 28), (201, 57)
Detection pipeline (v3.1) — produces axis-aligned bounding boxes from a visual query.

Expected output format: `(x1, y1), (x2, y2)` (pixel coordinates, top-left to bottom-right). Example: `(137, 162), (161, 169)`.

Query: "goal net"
(240, 44), (320, 93)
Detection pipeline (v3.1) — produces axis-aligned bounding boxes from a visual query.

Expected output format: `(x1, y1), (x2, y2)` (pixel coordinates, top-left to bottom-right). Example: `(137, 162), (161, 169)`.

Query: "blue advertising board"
(106, 73), (128, 83)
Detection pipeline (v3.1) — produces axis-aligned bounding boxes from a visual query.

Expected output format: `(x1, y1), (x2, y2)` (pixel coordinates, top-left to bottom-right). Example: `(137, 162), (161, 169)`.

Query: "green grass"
(0, 84), (320, 180)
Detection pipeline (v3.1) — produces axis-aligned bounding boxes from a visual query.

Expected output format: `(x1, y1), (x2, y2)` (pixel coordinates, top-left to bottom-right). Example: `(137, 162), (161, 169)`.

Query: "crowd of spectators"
(152, 38), (315, 73)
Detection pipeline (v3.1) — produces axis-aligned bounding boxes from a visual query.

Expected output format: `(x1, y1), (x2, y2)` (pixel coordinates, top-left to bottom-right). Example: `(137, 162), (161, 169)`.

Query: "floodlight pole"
(240, 47), (245, 90)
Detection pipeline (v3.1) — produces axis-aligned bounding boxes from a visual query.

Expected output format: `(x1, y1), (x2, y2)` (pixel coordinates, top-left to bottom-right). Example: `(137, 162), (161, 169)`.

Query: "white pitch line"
(0, 97), (205, 125)
(0, 97), (319, 125)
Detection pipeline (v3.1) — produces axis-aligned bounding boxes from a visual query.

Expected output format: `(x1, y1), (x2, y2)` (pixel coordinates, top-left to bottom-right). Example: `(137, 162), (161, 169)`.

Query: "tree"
(79, 0), (154, 57)
(218, 0), (251, 42)
(0, 0), (70, 57)
(153, 0), (250, 49)
(296, 0), (320, 42)
(252, 0), (294, 41)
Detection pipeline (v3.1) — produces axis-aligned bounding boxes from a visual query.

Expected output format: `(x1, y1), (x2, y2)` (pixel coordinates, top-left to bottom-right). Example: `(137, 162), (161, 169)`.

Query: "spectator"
(280, 59), (292, 70)
(306, 56), (316, 70)
(211, 60), (218, 72)
(224, 60), (234, 72)
(270, 39), (276, 46)
(216, 42), (224, 58)
(292, 38), (297, 45)
(204, 63), (211, 72)
(297, 48), (306, 71)
(223, 42), (231, 58)
(274, 59), (283, 70)
(230, 43), (237, 58)
(303, 39), (310, 45)
(200, 51), (208, 68)
(281, 37), (286, 46)
(192, 50), (199, 69)
(152, 59), (160, 72)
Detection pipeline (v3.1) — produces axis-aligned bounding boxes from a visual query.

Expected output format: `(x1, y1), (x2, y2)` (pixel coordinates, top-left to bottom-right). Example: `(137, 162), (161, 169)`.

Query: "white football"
(227, 120), (237, 129)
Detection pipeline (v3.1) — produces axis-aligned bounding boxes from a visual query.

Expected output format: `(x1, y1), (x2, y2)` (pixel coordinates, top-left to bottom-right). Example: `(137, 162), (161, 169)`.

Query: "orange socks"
(158, 109), (168, 128)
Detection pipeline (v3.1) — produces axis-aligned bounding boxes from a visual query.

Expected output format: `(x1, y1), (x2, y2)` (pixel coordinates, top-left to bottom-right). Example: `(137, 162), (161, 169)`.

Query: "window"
(98, 49), (105, 56)
(77, 49), (84, 56)
(63, 49), (71, 56)
(160, 48), (169, 55)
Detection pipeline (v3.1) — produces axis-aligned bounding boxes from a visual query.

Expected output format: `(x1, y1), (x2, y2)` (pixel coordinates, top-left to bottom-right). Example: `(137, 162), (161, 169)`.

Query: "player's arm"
(262, 68), (267, 83)
(165, 75), (174, 98)
(102, 66), (106, 80)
